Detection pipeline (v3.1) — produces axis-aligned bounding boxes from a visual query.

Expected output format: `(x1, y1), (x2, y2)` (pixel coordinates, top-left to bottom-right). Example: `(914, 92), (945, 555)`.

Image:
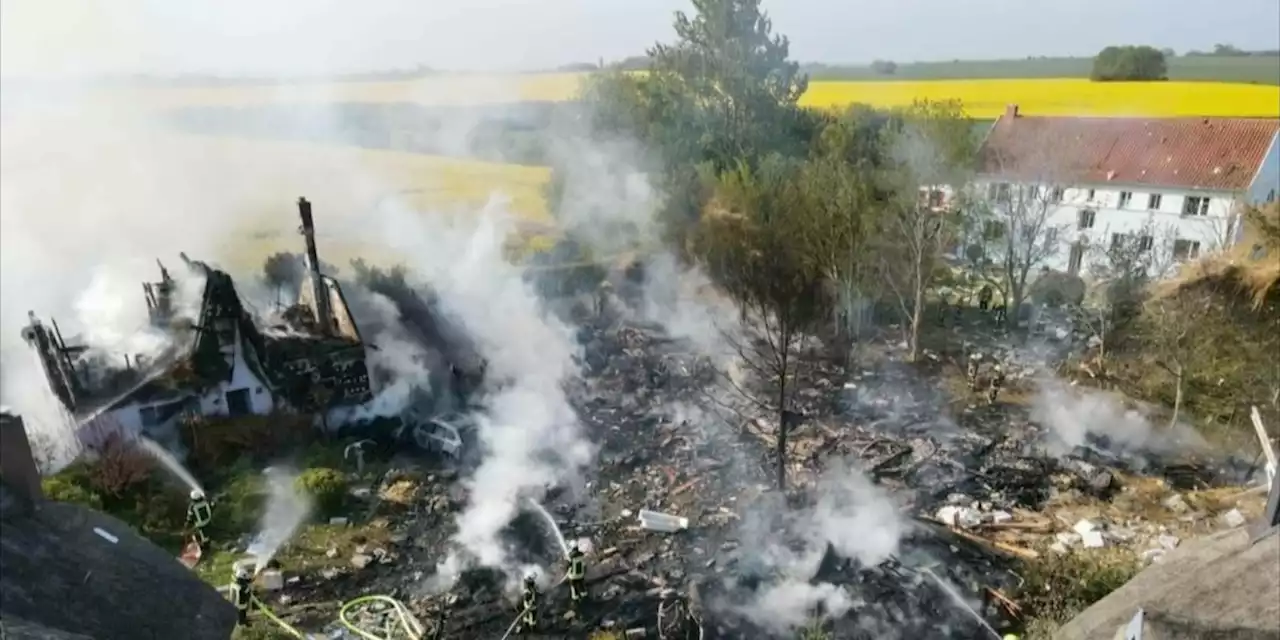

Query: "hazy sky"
(2, 0), (1278, 76)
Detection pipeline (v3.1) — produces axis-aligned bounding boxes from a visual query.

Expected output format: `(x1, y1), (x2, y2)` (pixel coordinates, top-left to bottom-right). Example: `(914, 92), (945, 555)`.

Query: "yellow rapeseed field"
(798, 78), (1280, 119)
(100, 73), (1280, 119)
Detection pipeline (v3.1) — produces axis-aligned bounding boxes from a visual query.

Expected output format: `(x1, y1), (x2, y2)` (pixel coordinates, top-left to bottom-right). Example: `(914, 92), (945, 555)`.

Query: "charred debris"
(21, 197), (482, 443)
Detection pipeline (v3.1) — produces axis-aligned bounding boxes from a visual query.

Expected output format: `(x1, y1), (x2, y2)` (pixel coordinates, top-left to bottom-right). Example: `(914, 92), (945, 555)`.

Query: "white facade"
(83, 324), (275, 441)
(973, 181), (1257, 278)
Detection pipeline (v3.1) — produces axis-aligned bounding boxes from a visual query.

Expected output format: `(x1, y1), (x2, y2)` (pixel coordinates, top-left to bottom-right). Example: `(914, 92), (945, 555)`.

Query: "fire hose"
(497, 572), (568, 640)
(241, 593), (425, 640)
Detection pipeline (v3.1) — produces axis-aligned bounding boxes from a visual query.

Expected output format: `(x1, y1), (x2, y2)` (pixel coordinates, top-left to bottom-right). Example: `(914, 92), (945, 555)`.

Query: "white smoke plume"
(247, 466), (313, 572)
(735, 461), (904, 634)
(365, 200), (592, 574)
(1031, 379), (1207, 458)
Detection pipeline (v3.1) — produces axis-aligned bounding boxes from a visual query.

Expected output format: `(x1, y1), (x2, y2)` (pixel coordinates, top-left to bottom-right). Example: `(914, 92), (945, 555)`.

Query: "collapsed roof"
(21, 198), (373, 428)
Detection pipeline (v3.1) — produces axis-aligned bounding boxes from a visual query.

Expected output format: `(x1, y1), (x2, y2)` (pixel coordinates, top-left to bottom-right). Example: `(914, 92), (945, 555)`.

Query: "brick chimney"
(0, 410), (43, 502)
(297, 197), (334, 336)
(1005, 104), (1020, 119)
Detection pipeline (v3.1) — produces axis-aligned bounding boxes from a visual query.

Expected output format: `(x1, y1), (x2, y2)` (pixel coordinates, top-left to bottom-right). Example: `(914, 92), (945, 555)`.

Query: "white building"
(973, 105), (1280, 277)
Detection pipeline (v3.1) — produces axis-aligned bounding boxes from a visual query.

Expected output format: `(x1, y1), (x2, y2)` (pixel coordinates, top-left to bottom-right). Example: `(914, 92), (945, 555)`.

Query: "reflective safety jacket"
(568, 553), (586, 580)
(522, 586), (538, 611)
(189, 498), (212, 528)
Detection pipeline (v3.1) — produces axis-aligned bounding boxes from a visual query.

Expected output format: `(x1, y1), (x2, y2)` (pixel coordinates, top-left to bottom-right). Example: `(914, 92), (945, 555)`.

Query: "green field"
(802, 55), (1280, 84)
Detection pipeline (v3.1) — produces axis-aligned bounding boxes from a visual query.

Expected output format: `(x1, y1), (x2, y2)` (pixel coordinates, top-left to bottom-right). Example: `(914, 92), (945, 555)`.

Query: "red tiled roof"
(978, 109), (1280, 192)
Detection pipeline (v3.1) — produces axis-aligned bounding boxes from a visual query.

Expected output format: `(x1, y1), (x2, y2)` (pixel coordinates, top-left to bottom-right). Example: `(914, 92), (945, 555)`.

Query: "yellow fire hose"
(339, 595), (426, 640)
(243, 593), (424, 640)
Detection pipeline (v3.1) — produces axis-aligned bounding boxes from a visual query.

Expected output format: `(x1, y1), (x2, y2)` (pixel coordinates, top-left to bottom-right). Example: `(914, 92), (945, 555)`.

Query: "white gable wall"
(197, 323), (274, 417)
(93, 324), (274, 442)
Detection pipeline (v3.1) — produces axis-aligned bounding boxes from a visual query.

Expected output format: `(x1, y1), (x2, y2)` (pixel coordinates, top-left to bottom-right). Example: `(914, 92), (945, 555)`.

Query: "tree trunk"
(1009, 281), (1025, 329)
(1170, 364), (1184, 428)
(908, 257), (925, 363)
(776, 359), (788, 492)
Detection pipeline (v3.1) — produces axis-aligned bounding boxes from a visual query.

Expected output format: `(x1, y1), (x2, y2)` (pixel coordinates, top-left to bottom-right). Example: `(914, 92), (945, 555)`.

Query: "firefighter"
(515, 574), (538, 634)
(231, 565), (254, 626)
(187, 489), (212, 545)
(993, 301), (1008, 325)
(595, 279), (614, 318)
(978, 285), (993, 312)
(567, 541), (587, 605)
(988, 364), (1006, 405)
(966, 354), (982, 392)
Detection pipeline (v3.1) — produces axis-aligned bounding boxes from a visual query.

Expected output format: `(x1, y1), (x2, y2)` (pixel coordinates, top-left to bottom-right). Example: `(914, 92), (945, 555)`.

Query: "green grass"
(804, 55), (1280, 84)
(1015, 547), (1143, 637)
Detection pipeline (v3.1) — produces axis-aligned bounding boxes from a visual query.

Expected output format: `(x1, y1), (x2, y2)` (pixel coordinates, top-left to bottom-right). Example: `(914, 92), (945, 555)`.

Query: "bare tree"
(960, 144), (1069, 328)
(876, 99), (975, 361)
(1138, 289), (1228, 428)
(1076, 220), (1178, 362)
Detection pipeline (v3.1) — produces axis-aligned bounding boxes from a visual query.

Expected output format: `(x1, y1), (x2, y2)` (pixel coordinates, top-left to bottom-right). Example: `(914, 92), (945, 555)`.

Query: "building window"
(1078, 209), (1097, 230)
(988, 183), (1010, 203)
(1138, 234), (1154, 251)
(1183, 196), (1210, 216)
(1110, 233), (1125, 251)
(1087, 188), (1096, 201)
(1148, 193), (1162, 210)
(926, 189), (945, 208)
(1172, 239), (1201, 261)
(1050, 186), (1064, 202)
(1118, 191), (1133, 208)
(1068, 242), (1086, 275)
(1044, 226), (1059, 249)
(1268, 189), (1276, 203)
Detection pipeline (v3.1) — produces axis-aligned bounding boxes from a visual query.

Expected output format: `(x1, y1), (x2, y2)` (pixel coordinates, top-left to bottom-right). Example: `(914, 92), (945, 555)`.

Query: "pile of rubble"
(245, 319), (1261, 639)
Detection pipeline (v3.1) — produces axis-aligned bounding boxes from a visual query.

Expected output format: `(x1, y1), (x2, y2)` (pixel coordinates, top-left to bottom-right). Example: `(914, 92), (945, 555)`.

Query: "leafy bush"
(41, 475), (103, 510)
(181, 413), (314, 474)
(295, 467), (347, 517)
(207, 461), (267, 539)
(1016, 548), (1141, 633)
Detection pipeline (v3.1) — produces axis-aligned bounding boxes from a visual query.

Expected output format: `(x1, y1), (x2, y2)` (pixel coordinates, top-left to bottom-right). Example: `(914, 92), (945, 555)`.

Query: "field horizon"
(49, 73), (1280, 120)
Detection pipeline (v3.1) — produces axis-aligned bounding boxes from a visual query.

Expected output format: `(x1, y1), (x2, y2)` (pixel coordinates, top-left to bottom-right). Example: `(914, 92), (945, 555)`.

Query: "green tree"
(697, 155), (830, 490)
(558, 0), (816, 252)
(1091, 45), (1168, 81)
(651, 0), (810, 168)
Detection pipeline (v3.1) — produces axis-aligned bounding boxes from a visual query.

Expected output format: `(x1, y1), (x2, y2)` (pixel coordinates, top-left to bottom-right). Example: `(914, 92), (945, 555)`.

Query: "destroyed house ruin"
(22, 198), (374, 442)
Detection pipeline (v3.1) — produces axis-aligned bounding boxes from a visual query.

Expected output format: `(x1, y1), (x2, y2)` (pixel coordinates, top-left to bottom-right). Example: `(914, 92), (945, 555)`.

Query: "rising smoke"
(1031, 378), (1208, 459)
(1, 2), (604, 584)
(731, 461), (904, 634)
(2, 3), (914, 629)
